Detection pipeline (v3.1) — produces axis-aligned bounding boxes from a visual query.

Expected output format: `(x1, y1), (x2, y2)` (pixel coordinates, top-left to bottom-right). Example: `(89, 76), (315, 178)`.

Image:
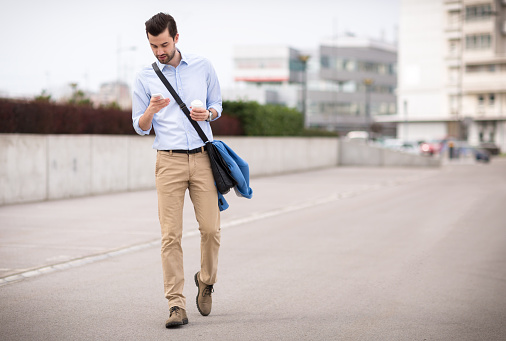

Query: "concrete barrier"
(0, 134), (440, 205)
(47, 135), (92, 199)
(0, 134), (338, 205)
(339, 139), (441, 168)
(218, 137), (339, 177)
(0, 134), (47, 205)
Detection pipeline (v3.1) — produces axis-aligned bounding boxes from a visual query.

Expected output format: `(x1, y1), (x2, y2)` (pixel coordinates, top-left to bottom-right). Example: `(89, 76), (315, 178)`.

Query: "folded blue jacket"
(211, 140), (253, 211)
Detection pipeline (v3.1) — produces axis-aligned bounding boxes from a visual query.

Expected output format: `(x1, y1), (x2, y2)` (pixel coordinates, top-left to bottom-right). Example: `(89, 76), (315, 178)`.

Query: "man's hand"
(139, 96), (170, 131)
(190, 106), (211, 121)
(149, 96), (170, 113)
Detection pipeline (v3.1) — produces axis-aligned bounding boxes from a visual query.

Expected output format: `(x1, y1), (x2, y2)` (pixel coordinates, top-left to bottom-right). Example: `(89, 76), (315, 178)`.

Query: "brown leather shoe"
(165, 306), (188, 328)
(194, 271), (214, 316)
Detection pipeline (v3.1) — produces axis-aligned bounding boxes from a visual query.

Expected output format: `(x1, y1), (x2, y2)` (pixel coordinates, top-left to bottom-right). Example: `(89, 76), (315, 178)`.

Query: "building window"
(389, 103), (396, 114)
(341, 81), (357, 93)
(467, 64), (499, 73)
(449, 39), (459, 56)
(465, 34), (491, 50)
(478, 94), (485, 106)
(320, 56), (396, 76)
(289, 59), (305, 72)
(343, 60), (356, 71)
(448, 10), (460, 26)
(449, 67), (459, 83)
(465, 4), (493, 21)
(320, 56), (330, 69)
(449, 95), (458, 115)
(466, 65), (475, 73)
(335, 59), (344, 70)
(388, 64), (396, 75)
(489, 94), (495, 106)
(320, 102), (365, 116)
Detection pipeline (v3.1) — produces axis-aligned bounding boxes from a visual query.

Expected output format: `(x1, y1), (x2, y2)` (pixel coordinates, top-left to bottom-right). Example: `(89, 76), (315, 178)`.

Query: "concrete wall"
(0, 135), (156, 205)
(218, 137), (339, 177)
(0, 135), (339, 205)
(0, 134), (47, 204)
(339, 140), (441, 167)
(0, 134), (440, 206)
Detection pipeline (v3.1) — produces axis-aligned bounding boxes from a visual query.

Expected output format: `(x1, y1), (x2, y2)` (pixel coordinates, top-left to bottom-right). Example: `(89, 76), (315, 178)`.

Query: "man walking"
(132, 12), (222, 328)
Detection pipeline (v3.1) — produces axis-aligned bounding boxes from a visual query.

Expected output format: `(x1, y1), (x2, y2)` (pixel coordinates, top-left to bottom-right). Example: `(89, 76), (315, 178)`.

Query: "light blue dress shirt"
(132, 51), (222, 150)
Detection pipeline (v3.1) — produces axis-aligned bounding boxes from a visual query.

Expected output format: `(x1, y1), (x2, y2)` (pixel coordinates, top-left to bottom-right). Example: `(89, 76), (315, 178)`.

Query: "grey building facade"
(226, 37), (398, 136)
(307, 37), (397, 134)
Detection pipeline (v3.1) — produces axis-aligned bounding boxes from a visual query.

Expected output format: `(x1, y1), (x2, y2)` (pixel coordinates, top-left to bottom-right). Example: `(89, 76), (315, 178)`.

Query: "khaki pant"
(155, 150), (220, 309)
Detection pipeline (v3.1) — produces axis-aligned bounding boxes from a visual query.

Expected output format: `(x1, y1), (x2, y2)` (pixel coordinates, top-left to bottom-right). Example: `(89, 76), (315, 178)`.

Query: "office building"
(393, 0), (506, 150)
(92, 81), (132, 110)
(225, 37), (397, 135)
(225, 45), (302, 108)
(315, 36), (397, 134)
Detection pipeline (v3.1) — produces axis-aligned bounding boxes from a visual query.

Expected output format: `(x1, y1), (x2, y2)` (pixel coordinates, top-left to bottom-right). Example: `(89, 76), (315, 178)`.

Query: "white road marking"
(0, 173), (431, 287)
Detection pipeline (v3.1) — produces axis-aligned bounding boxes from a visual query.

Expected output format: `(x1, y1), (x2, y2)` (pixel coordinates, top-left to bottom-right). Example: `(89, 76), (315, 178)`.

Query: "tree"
(100, 101), (121, 110)
(34, 89), (52, 102)
(67, 83), (92, 107)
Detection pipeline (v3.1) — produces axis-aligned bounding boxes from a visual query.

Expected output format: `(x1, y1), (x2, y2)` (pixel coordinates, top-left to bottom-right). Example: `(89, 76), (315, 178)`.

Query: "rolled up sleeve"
(132, 74), (152, 135)
(206, 61), (222, 121)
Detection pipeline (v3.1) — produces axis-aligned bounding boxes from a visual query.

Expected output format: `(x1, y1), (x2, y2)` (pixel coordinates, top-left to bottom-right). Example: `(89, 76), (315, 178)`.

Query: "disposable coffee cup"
(191, 99), (204, 109)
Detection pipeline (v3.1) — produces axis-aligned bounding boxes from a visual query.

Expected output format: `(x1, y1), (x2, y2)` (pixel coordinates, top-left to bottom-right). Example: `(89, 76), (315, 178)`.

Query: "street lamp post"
(298, 55), (310, 129)
(363, 78), (374, 137)
(403, 100), (408, 141)
(116, 37), (137, 105)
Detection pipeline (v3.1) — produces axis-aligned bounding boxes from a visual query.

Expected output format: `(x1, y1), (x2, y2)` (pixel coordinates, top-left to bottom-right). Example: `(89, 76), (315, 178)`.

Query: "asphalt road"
(1, 159), (505, 340)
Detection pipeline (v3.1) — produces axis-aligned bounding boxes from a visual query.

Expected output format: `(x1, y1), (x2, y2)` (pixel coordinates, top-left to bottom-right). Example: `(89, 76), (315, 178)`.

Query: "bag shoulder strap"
(151, 62), (209, 143)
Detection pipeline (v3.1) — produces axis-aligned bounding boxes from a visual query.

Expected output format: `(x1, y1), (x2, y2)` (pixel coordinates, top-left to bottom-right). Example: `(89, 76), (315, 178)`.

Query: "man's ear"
(174, 33), (179, 44)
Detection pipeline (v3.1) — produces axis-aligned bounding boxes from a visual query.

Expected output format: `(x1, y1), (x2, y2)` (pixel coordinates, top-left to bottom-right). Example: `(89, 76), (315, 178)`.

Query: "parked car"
(382, 138), (403, 151)
(401, 141), (420, 154)
(419, 140), (441, 156)
(346, 131), (369, 143)
(478, 142), (501, 156)
(474, 148), (490, 163)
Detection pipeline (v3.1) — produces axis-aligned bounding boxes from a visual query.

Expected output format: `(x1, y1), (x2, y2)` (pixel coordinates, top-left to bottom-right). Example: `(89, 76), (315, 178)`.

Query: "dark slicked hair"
(145, 12), (178, 38)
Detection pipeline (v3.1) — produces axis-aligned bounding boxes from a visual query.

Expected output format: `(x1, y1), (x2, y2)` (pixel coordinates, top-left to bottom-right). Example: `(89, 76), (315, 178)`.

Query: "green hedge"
(222, 101), (304, 136)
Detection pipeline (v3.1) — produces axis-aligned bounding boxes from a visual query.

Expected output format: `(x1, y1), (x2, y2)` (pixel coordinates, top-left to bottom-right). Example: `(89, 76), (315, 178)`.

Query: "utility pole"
(299, 55), (310, 129)
(404, 100), (408, 141)
(116, 36), (137, 106)
(363, 78), (374, 137)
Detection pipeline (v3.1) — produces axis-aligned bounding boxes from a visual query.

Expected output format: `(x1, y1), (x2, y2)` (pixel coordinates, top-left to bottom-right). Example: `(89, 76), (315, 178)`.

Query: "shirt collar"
(179, 49), (189, 65)
(156, 49), (189, 71)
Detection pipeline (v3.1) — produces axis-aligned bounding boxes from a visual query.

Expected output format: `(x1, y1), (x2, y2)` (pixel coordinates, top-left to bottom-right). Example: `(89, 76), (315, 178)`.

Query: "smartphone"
(152, 93), (165, 100)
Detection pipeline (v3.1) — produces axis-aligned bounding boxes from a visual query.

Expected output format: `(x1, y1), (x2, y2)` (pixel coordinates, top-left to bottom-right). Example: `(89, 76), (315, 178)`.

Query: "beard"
(157, 48), (176, 65)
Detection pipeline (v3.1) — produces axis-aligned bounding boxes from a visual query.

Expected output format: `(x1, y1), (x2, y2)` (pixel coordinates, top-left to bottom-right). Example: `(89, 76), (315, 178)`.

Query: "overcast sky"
(0, 0), (399, 98)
